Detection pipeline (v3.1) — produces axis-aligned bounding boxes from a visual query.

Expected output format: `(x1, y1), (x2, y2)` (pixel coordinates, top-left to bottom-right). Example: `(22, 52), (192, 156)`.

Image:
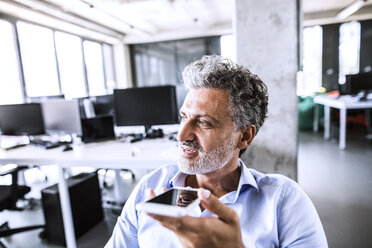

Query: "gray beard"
(178, 136), (237, 175)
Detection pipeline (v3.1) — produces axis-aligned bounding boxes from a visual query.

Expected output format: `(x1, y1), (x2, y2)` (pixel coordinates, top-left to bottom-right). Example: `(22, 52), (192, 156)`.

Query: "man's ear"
(237, 125), (256, 149)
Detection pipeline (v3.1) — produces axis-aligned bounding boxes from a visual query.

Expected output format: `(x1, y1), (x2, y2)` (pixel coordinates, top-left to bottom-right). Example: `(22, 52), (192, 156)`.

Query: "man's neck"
(185, 157), (241, 198)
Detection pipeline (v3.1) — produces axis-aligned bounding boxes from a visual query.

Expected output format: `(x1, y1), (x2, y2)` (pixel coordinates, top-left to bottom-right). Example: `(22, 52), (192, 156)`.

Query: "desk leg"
(313, 104), (319, 132)
(324, 105), (330, 139)
(339, 108), (347, 150)
(58, 166), (77, 248)
(114, 169), (125, 203)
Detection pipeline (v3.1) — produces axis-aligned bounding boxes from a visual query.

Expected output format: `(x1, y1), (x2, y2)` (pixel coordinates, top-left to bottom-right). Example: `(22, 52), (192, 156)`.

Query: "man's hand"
(148, 188), (244, 248)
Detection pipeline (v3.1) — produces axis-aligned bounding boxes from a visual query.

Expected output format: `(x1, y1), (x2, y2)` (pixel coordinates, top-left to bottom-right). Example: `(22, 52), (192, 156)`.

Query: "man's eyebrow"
(179, 111), (220, 124)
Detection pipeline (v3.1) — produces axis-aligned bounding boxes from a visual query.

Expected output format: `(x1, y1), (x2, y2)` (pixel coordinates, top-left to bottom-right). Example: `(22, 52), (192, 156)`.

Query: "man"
(106, 55), (328, 247)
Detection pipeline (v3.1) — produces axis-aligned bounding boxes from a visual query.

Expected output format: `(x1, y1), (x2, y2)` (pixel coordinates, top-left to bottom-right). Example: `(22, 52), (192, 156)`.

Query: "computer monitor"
(0, 103), (45, 135)
(341, 73), (372, 95)
(349, 72), (372, 94)
(81, 115), (116, 143)
(114, 86), (178, 137)
(41, 99), (82, 136)
(91, 94), (114, 117)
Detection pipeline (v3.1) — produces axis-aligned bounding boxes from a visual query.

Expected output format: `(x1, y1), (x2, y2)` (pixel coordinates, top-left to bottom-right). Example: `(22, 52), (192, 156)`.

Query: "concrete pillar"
(235, 0), (300, 180)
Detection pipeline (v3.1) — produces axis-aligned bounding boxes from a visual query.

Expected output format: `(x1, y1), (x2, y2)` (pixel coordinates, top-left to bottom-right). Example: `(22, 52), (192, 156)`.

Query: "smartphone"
(136, 187), (200, 217)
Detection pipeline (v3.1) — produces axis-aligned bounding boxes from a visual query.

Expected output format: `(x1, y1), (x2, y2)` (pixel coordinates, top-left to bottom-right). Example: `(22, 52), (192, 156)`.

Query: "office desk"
(0, 138), (179, 248)
(313, 95), (372, 149)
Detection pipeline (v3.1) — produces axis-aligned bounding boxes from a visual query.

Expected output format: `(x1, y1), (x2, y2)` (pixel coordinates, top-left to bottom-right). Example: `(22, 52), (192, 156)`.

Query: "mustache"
(179, 141), (203, 151)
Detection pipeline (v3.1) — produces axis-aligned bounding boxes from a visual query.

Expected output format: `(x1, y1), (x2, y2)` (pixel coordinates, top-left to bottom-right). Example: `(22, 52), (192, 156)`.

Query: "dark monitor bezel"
(0, 103), (45, 135)
(114, 85), (179, 127)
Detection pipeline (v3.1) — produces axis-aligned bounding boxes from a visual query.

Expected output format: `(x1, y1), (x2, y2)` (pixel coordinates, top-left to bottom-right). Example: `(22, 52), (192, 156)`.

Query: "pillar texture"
(235, 0), (299, 180)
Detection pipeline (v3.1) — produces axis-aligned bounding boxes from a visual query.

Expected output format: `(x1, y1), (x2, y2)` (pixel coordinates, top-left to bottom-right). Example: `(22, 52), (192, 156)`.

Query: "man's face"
(177, 88), (240, 175)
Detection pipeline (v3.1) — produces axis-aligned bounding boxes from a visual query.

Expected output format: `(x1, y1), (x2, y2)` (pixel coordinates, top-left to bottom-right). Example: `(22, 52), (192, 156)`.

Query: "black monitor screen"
(81, 115), (116, 143)
(114, 86), (178, 127)
(349, 72), (372, 94)
(0, 103), (45, 135)
(341, 73), (372, 95)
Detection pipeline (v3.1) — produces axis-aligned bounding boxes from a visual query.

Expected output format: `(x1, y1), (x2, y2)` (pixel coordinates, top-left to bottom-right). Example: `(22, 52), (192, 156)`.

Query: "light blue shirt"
(106, 160), (328, 248)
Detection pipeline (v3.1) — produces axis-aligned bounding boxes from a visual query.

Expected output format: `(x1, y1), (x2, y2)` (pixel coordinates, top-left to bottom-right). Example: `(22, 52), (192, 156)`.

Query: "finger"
(198, 188), (239, 224)
(146, 188), (156, 200)
(149, 214), (203, 233)
(148, 214), (183, 232)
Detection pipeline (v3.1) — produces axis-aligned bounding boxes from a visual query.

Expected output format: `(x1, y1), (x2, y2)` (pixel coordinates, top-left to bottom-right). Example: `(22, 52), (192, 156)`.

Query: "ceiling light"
(336, 0), (367, 20)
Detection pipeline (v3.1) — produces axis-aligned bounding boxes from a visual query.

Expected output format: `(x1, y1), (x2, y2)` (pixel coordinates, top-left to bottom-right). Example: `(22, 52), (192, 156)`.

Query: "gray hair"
(182, 55), (268, 134)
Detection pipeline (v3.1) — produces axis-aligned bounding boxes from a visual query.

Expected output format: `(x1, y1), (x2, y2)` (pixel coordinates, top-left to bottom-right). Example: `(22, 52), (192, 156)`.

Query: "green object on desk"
(298, 96), (324, 130)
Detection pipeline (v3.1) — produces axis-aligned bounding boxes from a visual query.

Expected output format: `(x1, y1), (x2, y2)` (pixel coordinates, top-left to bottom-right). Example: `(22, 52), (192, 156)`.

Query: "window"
(339, 21), (361, 84)
(300, 26), (323, 96)
(130, 36), (221, 87)
(0, 20), (23, 104)
(102, 44), (116, 93)
(1, 18), (115, 102)
(55, 31), (87, 99)
(17, 22), (60, 97)
(221, 34), (236, 62)
(132, 42), (177, 87)
(83, 40), (106, 96)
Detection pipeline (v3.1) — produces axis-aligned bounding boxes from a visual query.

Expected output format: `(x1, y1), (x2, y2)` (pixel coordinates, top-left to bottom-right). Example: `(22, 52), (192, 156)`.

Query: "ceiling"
(2, 0), (372, 43)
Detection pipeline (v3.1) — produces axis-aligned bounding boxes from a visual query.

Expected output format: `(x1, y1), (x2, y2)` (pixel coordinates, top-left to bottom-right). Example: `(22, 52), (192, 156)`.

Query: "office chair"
(0, 165), (44, 248)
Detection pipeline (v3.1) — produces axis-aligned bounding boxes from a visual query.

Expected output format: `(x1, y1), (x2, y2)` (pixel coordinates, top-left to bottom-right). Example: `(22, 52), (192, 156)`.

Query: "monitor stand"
(144, 125), (164, 139)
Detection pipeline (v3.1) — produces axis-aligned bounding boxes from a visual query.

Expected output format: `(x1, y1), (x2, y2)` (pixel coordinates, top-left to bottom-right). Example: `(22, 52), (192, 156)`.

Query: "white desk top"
(0, 135), (180, 248)
(0, 138), (179, 170)
(314, 95), (372, 109)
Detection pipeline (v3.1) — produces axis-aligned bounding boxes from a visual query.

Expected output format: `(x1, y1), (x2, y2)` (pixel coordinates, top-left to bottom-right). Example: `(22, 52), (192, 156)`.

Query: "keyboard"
(30, 140), (62, 149)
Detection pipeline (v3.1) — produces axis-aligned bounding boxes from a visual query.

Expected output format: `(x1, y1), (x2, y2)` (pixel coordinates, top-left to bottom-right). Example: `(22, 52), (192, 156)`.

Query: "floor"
(1, 130), (372, 248)
(298, 130), (372, 248)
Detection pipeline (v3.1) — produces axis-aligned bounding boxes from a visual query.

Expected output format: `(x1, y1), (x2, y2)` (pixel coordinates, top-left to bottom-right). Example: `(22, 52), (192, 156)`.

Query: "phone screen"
(148, 188), (198, 207)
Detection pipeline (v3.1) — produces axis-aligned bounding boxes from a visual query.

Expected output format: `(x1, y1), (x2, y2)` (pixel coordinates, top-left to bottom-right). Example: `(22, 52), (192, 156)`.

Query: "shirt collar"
(237, 159), (259, 191)
(170, 169), (187, 187)
(169, 159), (259, 194)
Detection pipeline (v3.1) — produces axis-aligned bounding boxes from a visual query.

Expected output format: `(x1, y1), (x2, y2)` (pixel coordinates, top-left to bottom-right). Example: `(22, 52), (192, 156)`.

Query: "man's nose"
(177, 120), (195, 142)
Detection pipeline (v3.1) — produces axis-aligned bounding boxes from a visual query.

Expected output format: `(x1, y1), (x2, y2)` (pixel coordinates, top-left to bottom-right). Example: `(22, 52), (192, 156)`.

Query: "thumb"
(146, 188), (156, 200)
(198, 188), (238, 224)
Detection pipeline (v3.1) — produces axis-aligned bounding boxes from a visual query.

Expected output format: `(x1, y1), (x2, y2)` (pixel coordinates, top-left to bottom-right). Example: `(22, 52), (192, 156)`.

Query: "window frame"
(0, 16), (27, 103)
(0, 15), (116, 104)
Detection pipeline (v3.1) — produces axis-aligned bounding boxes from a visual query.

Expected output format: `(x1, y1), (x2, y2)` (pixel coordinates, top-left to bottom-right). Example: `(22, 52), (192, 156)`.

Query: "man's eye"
(179, 115), (187, 122)
(198, 120), (211, 127)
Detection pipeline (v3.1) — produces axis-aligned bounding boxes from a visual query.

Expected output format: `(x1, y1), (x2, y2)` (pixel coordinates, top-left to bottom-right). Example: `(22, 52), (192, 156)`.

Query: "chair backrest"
(0, 165), (31, 211)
